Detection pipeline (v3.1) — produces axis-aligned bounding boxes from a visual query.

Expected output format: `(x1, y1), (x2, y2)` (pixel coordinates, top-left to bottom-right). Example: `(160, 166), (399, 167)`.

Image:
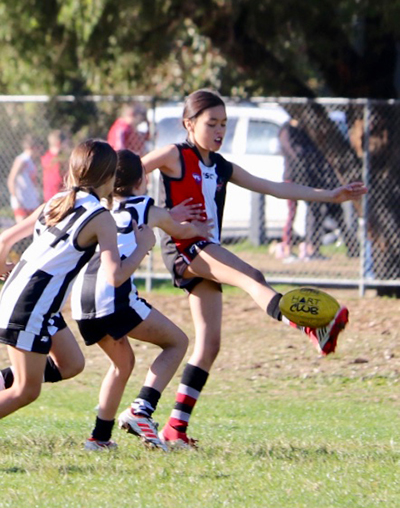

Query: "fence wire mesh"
(0, 96), (398, 295)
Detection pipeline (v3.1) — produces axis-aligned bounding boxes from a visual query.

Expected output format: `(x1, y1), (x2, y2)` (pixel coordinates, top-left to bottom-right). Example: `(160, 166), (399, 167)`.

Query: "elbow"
(112, 276), (126, 288)
(106, 273), (127, 288)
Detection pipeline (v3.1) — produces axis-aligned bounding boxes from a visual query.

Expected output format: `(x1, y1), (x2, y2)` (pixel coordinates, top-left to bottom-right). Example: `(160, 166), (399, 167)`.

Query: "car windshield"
(154, 117), (237, 153)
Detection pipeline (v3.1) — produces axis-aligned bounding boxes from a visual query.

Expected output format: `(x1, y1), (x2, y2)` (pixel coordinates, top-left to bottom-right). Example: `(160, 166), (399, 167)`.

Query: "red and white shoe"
(158, 422), (198, 450)
(84, 437), (118, 451)
(305, 307), (349, 356)
(118, 408), (168, 451)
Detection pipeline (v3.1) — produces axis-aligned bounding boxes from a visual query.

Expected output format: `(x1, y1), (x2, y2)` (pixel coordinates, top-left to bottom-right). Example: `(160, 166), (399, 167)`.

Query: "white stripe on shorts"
(16, 330), (50, 352)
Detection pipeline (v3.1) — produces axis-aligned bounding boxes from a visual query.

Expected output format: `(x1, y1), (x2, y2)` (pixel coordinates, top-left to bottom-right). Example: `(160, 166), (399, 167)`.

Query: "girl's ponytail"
(46, 187), (79, 227)
(45, 139), (116, 227)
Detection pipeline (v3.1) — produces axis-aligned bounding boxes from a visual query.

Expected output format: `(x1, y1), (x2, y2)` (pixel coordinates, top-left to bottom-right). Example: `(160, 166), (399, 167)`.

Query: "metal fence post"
(144, 95), (158, 292)
(249, 192), (265, 246)
(359, 99), (371, 297)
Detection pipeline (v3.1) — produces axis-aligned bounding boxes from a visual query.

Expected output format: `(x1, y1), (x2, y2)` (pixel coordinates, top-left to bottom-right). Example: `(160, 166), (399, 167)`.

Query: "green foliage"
(0, 0), (400, 98)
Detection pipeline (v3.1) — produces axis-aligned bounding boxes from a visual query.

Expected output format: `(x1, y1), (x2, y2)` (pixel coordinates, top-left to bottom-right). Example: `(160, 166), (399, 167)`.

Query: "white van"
(150, 103), (307, 241)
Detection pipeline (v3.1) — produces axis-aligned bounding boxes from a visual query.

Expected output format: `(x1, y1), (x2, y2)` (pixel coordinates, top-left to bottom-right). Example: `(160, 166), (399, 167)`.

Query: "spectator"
(7, 134), (41, 223)
(279, 117), (357, 261)
(278, 118), (325, 260)
(107, 103), (150, 156)
(41, 130), (68, 202)
(277, 118), (302, 260)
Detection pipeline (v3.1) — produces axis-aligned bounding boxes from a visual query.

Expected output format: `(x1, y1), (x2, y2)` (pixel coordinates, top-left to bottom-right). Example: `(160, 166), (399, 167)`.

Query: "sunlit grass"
(1, 289), (399, 507)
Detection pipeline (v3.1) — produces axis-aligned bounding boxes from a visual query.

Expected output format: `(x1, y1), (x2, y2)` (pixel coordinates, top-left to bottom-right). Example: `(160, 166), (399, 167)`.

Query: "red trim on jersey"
(165, 146), (207, 253)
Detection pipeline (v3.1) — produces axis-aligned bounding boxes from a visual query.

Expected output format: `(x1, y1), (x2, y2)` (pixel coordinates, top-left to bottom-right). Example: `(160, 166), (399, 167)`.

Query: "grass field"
(0, 287), (399, 508)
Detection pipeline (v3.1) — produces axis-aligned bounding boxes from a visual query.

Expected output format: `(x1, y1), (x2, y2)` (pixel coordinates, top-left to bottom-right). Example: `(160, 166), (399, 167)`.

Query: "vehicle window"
(155, 117), (238, 152)
(246, 120), (282, 155)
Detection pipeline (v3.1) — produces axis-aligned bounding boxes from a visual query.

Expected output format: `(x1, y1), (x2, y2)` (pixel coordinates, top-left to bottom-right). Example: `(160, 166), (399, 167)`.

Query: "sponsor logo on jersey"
(203, 172), (216, 180)
(192, 173), (202, 184)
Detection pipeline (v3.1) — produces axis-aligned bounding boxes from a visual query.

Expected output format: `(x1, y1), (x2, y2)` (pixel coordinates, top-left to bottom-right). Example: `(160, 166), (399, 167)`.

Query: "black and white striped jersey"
(71, 195), (154, 320)
(0, 191), (107, 337)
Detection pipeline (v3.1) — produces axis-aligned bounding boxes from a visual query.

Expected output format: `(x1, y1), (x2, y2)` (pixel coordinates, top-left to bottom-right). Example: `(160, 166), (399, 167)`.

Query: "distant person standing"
(41, 130), (68, 202)
(107, 103), (150, 157)
(7, 134), (41, 223)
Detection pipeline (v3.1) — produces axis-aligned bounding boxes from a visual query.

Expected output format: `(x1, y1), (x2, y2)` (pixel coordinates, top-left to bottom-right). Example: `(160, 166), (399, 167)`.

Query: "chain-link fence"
(0, 95), (398, 296)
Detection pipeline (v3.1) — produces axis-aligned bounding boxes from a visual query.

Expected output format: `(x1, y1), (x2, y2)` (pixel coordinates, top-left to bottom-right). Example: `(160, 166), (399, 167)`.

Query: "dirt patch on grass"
(1, 289), (399, 385)
(133, 288), (400, 382)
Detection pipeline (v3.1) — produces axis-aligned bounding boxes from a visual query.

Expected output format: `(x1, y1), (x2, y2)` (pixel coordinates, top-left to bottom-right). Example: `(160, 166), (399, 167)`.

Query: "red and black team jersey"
(159, 142), (233, 290)
(159, 142), (233, 253)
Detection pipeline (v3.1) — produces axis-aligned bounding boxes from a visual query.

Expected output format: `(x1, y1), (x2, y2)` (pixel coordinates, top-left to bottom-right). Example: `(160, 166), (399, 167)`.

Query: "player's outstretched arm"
(230, 163), (367, 203)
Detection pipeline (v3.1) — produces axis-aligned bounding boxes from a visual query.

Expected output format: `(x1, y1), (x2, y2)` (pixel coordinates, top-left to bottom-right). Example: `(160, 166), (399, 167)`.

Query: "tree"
(0, 0), (399, 292)
(1, 1), (400, 99)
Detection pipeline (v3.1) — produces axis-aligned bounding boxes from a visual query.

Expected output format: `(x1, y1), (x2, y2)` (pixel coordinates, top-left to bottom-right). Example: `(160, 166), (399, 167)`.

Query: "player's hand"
(170, 198), (205, 222)
(0, 261), (15, 281)
(132, 222), (156, 253)
(330, 181), (367, 203)
(192, 219), (214, 239)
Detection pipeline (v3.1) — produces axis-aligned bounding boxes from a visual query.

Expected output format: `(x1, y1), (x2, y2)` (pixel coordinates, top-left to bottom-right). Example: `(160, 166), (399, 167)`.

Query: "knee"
(176, 331), (189, 355)
(60, 355), (85, 380)
(160, 329), (189, 356)
(69, 355), (85, 378)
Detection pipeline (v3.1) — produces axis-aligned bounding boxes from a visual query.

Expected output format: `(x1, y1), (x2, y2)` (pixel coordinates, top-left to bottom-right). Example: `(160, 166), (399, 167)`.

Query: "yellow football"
(279, 287), (340, 328)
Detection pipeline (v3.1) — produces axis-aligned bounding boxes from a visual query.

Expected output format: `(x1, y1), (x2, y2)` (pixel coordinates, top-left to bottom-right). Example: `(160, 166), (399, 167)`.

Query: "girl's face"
(185, 105), (227, 153)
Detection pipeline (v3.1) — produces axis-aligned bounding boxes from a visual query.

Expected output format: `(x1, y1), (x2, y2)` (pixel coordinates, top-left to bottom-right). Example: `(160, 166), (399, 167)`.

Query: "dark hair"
(46, 139), (117, 226)
(114, 149), (144, 196)
(182, 89), (225, 127)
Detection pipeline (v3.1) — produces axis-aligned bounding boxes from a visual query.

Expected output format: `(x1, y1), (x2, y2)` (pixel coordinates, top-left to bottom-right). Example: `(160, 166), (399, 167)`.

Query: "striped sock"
(168, 364), (209, 432)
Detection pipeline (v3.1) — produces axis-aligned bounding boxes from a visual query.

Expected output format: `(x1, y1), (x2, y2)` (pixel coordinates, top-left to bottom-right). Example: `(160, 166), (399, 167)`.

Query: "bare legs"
(161, 244), (278, 439)
(0, 327), (83, 419)
(0, 347), (47, 418)
(95, 308), (188, 421)
(185, 244), (277, 312)
(49, 327), (85, 380)
(187, 278), (223, 371)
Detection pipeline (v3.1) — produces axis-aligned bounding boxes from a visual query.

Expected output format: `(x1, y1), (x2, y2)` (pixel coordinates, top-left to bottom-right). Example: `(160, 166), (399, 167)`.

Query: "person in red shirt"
(107, 104), (150, 157)
(41, 130), (68, 202)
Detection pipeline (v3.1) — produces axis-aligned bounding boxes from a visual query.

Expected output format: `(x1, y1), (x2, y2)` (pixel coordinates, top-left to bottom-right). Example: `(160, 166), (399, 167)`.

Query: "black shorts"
(77, 302), (152, 346)
(161, 238), (222, 294)
(0, 313), (67, 355)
